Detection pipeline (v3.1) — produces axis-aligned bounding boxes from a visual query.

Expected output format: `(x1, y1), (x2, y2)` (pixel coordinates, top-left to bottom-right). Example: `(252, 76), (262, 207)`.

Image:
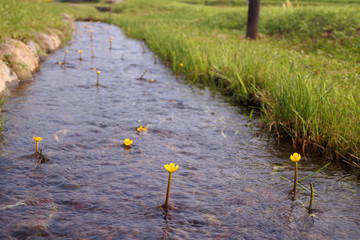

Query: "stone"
(0, 39), (39, 82)
(50, 28), (65, 43)
(46, 30), (62, 49)
(35, 32), (59, 53)
(26, 40), (40, 61)
(0, 59), (19, 92)
(62, 13), (76, 32)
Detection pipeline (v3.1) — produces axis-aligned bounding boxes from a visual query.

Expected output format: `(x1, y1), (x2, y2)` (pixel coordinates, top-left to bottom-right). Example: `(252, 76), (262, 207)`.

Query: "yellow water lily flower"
(290, 153), (301, 163)
(58, 61), (62, 65)
(179, 63), (184, 67)
(93, 67), (97, 70)
(124, 138), (133, 146)
(33, 137), (43, 142)
(33, 137), (43, 153)
(164, 163), (179, 173)
(97, 71), (101, 75)
(78, 50), (83, 53)
(137, 126), (147, 132)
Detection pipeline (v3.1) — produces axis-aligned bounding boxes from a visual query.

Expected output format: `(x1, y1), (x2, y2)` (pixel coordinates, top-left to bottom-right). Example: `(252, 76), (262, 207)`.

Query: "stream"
(0, 22), (359, 240)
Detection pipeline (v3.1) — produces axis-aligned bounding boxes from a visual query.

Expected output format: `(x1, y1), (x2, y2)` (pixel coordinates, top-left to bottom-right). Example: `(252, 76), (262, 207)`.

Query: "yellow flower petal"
(137, 126), (147, 132)
(33, 137), (43, 142)
(290, 153), (301, 163)
(164, 163), (179, 173)
(124, 138), (133, 146)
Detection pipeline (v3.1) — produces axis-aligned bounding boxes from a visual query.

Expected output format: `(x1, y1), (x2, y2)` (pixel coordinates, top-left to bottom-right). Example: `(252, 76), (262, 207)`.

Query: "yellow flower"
(164, 163), (179, 173)
(90, 29), (93, 33)
(93, 67), (97, 70)
(33, 137), (43, 142)
(58, 61), (62, 65)
(179, 63), (184, 67)
(137, 126), (147, 132)
(290, 153), (301, 163)
(78, 50), (83, 53)
(97, 71), (101, 75)
(65, 50), (68, 53)
(124, 138), (133, 146)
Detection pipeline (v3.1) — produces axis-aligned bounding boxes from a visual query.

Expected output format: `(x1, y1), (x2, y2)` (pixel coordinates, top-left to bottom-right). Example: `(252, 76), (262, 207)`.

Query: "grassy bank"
(0, 0), (103, 43)
(108, 0), (360, 167)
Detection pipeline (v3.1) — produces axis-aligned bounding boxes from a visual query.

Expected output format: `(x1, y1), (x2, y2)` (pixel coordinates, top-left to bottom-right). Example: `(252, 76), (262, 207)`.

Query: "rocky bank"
(0, 13), (75, 93)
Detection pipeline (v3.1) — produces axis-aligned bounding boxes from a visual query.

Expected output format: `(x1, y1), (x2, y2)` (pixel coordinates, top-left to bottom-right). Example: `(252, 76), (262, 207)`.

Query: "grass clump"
(109, 0), (360, 167)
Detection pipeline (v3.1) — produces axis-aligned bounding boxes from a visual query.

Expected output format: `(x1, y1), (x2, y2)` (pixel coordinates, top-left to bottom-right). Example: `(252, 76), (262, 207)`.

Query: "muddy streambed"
(0, 22), (359, 239)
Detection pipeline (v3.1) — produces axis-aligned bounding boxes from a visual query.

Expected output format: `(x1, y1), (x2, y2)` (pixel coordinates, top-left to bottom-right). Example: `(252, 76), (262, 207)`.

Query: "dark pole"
(246, 0), (261, 39)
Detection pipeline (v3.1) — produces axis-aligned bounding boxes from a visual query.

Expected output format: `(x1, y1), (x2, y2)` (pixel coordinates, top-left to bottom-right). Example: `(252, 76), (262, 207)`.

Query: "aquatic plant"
(90, 29), (94, 41)
(138, 69), (148, 80)
(109, 36), (113, 49)
(142, 43), (146, 54)
(137, 126), (147, 132)
(33, 137), (43, 154)
(96, 71), (101, 86)
(78, 50), (83, 61)
(154, 55), (158, 64)
(164, 163), (179, 208)
(176, 63), (183, 80)
(58, 61), (62, 65)
(63, 50), (68, 64)
(290, 152), (301, 194)
(124, 138), (133, 146)
(90, 44), (95, 58)
(121, 52), (124, 60)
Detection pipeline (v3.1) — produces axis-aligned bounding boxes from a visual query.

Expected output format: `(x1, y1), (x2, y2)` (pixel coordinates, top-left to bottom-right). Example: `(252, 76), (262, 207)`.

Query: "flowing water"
(0, 22), (359, 240)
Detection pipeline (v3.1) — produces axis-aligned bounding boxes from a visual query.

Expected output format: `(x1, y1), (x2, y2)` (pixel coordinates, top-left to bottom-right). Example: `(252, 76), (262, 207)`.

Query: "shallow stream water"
(0, 22), (359, 240)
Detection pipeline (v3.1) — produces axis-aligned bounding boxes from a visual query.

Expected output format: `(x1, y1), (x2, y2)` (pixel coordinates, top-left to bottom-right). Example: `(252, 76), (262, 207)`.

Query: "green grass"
(178, 0), (360, 6)
(0, 0), (103, 42)
(110, 0), (360, 167)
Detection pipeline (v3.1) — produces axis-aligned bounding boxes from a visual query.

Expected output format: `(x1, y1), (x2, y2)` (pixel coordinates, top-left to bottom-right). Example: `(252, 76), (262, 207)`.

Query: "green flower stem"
(293, 162), (298, 194)
(165, 172), (172, 207)
(308, 182), (314, 213)
(176, 67), (182, 80)
(91, 45), (95, 58)
(63, 51), (67, 64)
